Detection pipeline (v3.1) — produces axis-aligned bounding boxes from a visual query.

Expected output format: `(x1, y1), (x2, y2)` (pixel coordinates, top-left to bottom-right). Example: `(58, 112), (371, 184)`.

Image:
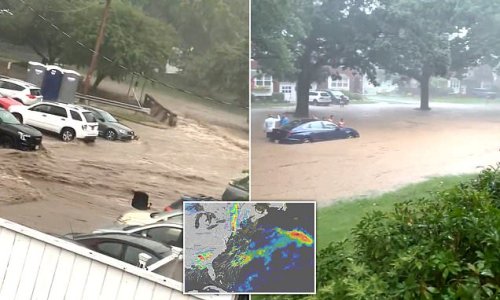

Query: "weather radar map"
(183, 201), (315, 294)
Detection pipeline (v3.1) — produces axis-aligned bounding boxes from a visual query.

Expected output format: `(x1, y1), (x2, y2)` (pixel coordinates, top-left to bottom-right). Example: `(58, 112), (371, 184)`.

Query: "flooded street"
(252, 102), (500, 206)
(0, 118), (248, 235)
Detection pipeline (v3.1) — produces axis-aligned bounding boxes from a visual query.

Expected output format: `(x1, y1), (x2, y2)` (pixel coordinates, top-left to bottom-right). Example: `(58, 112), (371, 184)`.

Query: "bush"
(268, 166), (500, 300)
(343, 91), (364, 101)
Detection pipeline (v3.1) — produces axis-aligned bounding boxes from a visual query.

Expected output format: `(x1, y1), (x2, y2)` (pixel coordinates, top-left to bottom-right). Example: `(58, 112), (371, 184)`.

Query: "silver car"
(93, 221), (183, 252)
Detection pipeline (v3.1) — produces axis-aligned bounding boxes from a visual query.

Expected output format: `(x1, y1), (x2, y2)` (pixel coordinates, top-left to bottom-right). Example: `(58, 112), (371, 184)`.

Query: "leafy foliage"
(266, 166), (500, 299)
(61, 1), (177, 89)
(371, 0), (500, 109)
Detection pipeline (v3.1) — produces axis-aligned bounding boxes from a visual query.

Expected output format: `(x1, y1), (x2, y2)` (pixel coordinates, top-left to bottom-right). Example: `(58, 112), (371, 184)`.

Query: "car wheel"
(346, 134), (354, 139)
(0, 136), (14, 149)
(12, 113), (23, 123)
(304, 137), (314, 143)
(105, 129), (117, 141)
(60, 128), (76, 142)
(312, 100), (318, 106)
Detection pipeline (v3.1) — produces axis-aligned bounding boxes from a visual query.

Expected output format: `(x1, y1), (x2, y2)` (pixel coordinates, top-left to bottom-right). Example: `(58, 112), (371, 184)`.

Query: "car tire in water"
(60, 127), (76, 142)
(0, 136), (14, 149)
(105, 129), (117, 141)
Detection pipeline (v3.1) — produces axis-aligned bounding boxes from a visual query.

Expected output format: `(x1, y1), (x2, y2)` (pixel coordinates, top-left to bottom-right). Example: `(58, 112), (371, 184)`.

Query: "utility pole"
(83, 0), (112, 94)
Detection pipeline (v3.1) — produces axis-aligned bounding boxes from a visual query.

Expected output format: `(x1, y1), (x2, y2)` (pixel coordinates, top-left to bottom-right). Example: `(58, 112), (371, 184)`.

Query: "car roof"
(73, 232), (172, 254)
(124, 222), (183, 232)
(36, 102), (92, 112)
(0, 78), (39, 88)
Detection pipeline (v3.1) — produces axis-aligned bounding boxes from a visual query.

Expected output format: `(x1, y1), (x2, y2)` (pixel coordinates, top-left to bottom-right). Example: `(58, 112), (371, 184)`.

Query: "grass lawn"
(317, 173), (477, 249)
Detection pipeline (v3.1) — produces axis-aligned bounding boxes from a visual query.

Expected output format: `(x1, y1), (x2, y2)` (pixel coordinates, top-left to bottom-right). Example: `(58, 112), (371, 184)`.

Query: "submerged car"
(81, 105), (137, 141)
(221, 174), (249, 201)
(269, 119), (360, 143)
(0, 108), (42, 150)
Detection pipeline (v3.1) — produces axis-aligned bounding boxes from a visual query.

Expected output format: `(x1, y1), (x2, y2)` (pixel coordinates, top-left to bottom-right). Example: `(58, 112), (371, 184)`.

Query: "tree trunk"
(295, 70), (311, 117)
(419, 74), (431, 110)
(295, 38), (315, 118)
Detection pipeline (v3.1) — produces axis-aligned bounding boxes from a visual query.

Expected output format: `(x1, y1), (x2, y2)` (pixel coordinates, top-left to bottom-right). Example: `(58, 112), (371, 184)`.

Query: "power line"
(15, 0), (246, 108)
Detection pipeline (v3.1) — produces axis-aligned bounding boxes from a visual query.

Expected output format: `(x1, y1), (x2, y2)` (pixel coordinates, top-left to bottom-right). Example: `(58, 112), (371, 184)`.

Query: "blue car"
(269, 119), (360, 143)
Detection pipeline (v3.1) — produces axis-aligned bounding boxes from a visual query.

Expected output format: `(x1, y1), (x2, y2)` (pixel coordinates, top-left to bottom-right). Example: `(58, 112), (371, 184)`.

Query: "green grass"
(317, 174), (476, 249)
(251, 101), (296, 108)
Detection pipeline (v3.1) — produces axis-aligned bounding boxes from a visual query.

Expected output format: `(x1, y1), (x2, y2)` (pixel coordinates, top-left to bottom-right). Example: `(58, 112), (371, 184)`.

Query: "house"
(251, 60), (365, 102)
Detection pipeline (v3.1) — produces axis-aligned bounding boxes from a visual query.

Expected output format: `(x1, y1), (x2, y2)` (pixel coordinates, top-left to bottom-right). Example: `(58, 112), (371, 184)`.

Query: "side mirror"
(138, 253), (152, 269)
(98, 117), (105, 122)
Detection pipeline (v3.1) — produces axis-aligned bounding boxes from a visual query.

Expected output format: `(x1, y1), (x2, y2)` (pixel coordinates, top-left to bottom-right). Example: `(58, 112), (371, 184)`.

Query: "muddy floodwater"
(252, 101), (500, 206)
(0, 118), (248, 235)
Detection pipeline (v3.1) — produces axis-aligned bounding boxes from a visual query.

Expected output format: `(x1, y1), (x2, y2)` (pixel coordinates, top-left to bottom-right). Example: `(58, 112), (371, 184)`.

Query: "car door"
(25, 103), (51, 128)
(308, 121), (327, 140)
(0, 82), (17, 99)
(322, 121), (343, 140)
(44, 104), (68, 132)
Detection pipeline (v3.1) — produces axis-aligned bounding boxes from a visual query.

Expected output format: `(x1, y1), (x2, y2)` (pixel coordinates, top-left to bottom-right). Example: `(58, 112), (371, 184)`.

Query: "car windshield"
(100, 110), (118, 122)
(0, 110), (20, 125)
(83, 112), (97, 123)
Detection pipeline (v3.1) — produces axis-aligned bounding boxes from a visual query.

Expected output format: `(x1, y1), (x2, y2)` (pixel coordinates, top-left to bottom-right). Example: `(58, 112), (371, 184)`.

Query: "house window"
(254, 74), (272, 87)
(329, 75), (349, 89)
(281, 85), (292, 94)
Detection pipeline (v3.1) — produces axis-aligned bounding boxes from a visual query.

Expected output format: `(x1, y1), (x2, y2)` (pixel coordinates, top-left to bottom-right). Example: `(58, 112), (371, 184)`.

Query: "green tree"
(136, 0), (249, 103)
(61, 1), (177, 90)
(0, 0), (94, 64)
(252, 0), (379, 117)
(371, 0), (500, 110)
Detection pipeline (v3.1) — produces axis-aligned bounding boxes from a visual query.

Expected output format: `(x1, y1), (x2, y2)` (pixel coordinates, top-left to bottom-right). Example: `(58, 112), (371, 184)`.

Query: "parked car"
(269, 119), (360, 143)
(0, 95), (23, 110)
(471, 88), (497, 99)
(0, 78), (42, 105)
(81, 105), (137, 141)
(115, 209), (183, 226)
(164, 194), (219, 212)
(9, 102), (98, 142)
(92, 222), (183, 252)
(221, 174), (249, 201)
(325, 90), (350, 105)
(67, 233), (174, 267)
(309, 90), (332, 106)
(0, 108), (42, 150)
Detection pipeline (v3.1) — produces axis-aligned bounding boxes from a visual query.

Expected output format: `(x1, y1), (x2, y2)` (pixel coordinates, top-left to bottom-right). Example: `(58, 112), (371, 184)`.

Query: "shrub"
(268, 166), (500, 300)
(343, 91), (364, 101)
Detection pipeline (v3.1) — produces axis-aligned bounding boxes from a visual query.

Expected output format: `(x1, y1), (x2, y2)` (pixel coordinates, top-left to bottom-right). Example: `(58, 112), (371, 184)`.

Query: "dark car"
(0, 108), (42, 150)
(68, 232), (173, 267)
(221, 174), (249, 201)
(324, 90), (350, 105)
(164, 194), (219, 211)
(269, 119), (360, 143)
(81, 105), (137, 141)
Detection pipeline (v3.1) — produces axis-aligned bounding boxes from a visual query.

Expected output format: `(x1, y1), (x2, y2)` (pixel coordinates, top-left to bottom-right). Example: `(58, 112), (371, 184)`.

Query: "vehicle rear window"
(30, 89), (41, 96)
(83, 112), (97, 122)
(70, 110), (82, 121)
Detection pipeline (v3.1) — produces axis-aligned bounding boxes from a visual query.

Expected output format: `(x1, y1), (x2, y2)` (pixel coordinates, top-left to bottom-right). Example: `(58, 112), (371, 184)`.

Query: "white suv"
(0, 78), (43, 105)
(309, 90), (332, 106)
(9, 102), (98, 142)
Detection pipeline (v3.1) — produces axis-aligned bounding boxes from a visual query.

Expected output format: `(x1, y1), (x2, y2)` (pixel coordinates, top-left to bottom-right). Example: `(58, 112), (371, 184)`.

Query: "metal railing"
(75, 92), (150, 114)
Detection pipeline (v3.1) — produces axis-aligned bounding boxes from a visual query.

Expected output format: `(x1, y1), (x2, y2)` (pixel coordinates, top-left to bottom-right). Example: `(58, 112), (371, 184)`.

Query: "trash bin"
(58, 69), (81, 103)
(26, 61), (46, 87)
(41, 65), (64, 101)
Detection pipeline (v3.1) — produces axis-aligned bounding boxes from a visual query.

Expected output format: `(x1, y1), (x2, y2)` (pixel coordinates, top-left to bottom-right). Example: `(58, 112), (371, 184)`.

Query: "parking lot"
(252, 101), (500, 205)
(0, 116), (248, 235)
